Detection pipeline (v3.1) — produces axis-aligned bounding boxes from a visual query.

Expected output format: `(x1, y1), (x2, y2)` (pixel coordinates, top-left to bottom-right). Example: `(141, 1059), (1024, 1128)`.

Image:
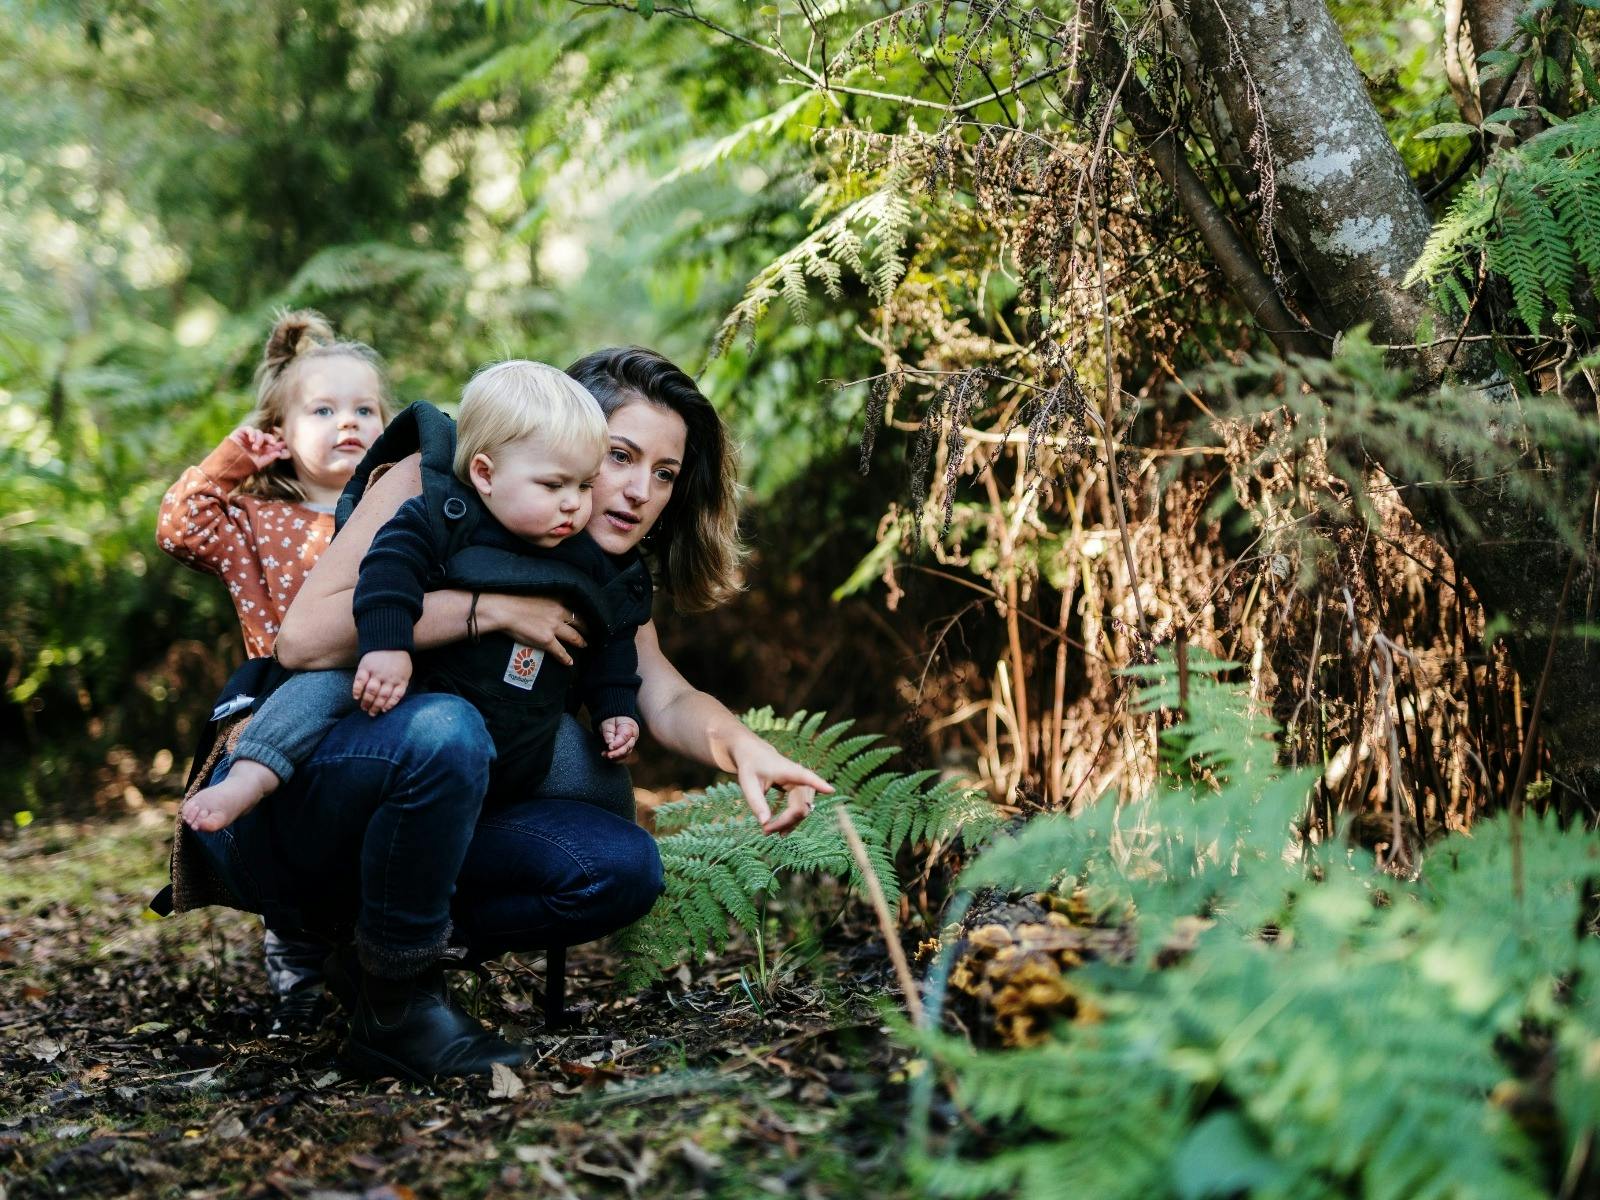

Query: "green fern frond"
(713, 158), (919, 353)
(915, 646), (1594, 1198)
(615, 709), (998, 988)
(651, 91), (822, 191)
(278, 242), (466, 304)
(1187, 326), (1595, 551)
(433, 36), (565, 111)
(1409, 106), (1600, 334)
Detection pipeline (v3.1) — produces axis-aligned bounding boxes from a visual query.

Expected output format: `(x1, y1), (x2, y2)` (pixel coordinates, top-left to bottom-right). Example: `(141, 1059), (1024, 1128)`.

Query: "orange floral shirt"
(157, 438), (334, 659)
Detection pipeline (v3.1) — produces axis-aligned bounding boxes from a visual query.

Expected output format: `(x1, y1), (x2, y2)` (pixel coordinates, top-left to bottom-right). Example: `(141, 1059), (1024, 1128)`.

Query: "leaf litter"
(1, 813), (916, 1198)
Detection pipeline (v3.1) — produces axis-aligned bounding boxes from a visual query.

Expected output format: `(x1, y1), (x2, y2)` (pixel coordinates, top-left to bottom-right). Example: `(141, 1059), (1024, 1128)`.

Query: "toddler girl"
(159, 310), (391, 1033)
(158, 311), (390, 657)
(181, 360), (646, 833)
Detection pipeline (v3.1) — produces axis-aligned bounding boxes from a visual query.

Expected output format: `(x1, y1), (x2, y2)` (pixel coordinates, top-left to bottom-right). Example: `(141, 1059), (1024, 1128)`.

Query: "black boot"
(266, 987), (331, 1039)
(340, 960), (527, 1084)
(322, 944), (359, 1013)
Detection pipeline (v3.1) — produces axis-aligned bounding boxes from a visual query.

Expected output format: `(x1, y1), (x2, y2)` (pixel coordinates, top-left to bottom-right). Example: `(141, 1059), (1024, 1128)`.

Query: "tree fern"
(615, 709), (999, 989)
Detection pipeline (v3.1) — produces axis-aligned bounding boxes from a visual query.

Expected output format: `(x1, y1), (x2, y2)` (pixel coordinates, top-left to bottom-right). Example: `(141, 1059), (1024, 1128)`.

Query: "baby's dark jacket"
(353, 492), (648, 800)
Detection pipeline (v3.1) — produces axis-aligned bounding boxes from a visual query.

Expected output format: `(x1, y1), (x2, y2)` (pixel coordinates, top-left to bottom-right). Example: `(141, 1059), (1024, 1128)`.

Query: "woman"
(192, 347), (828, 1083)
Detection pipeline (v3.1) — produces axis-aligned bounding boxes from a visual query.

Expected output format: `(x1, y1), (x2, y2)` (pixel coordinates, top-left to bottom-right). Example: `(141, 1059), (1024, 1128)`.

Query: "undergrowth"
(616, 709), (1000, 989)
(912, 650), (1600, 1199)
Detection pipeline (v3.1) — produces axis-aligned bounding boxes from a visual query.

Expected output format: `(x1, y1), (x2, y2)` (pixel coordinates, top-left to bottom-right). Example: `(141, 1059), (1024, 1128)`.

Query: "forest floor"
(0, 809), (918, 1200)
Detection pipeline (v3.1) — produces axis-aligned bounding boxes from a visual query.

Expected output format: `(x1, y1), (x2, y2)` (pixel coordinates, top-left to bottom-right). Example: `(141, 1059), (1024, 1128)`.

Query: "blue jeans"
(196, 696), (662, 977)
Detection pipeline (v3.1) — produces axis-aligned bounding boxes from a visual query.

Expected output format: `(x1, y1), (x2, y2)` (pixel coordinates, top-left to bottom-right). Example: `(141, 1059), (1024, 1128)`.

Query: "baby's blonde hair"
(454, 360), (608, 481)
(241, 309), (393, 501)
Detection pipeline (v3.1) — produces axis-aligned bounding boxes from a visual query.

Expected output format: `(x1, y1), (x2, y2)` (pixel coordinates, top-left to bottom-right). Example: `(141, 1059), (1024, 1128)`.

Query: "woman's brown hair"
(239, 310), (393, 502)
(566, 347), (744, 612)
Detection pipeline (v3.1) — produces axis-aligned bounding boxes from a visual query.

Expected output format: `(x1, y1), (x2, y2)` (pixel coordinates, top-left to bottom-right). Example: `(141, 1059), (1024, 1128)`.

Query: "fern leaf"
(616, 708), (995, 986)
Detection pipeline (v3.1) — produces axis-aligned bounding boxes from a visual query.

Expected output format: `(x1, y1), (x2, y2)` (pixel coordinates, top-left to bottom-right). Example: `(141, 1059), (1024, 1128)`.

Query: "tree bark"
(1173, 0), (1600, 795)
(1444, 0), (1483, 125)
(1086, 9), (1323, 359)
(1464, 0), (1537, 114)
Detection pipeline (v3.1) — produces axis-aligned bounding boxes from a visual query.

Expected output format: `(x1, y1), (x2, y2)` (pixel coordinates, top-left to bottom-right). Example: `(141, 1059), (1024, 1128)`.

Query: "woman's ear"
(469, 452), (495, 497)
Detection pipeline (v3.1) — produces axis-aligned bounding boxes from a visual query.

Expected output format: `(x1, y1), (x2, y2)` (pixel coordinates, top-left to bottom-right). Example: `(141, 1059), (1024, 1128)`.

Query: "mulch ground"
(0, 811), (918, 1199)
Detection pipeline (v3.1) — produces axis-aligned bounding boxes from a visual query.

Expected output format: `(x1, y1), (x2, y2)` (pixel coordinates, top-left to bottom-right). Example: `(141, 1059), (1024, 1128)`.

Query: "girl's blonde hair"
(238, 309), (393, 501)
(566, 347), (745, 613)
(453, 360), (609, 481)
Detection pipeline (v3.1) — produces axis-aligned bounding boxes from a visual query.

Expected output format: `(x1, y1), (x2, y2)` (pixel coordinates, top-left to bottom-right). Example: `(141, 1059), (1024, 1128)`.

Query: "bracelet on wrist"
(467, 591), (481, 643)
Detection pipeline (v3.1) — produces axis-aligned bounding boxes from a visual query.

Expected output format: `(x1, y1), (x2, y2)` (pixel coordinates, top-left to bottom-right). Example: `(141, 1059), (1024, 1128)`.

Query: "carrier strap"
(336, 401), (472, 555)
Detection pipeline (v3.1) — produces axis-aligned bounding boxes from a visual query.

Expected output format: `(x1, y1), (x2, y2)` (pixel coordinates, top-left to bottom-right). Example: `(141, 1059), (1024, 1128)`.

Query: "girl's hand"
(729, 737), (834, 836)
(600, 716), (640, 759)
(353, 649), (413, 715)
(230, 427), (291, 472)
(478, 594), (587, 667)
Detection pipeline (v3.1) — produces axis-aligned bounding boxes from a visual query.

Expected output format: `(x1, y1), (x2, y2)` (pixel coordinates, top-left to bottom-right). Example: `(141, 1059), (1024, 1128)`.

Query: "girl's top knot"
(263, 309), (336, 374)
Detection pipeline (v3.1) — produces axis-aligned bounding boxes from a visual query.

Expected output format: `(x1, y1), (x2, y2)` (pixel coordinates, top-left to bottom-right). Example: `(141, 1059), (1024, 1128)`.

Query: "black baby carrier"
(343, 401), (650, 796)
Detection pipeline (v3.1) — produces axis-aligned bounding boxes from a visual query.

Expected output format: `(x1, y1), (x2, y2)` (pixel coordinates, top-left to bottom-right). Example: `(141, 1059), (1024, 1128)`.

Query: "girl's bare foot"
(181, 760), (281, 832)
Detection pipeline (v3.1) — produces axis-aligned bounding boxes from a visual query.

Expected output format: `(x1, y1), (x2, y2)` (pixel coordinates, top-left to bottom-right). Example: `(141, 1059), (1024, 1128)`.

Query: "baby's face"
(470, 436), (601, 547)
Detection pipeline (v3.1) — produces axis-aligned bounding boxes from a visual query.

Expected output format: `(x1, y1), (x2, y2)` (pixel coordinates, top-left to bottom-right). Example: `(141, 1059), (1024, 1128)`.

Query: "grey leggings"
(227, 668), (362, 785)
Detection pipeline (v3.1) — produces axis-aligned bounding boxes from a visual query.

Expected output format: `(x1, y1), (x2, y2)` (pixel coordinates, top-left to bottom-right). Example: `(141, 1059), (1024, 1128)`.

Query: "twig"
(568, 0), (1066, 114)
(836, 806), (924, 1027)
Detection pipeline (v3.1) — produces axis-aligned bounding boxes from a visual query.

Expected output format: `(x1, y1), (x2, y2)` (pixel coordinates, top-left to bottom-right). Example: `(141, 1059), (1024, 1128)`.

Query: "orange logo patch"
(503, 643), (545, 690)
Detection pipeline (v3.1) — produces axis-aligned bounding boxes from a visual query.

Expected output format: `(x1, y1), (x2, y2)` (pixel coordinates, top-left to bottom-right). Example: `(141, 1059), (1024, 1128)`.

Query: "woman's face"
(588, 399), (688, 554)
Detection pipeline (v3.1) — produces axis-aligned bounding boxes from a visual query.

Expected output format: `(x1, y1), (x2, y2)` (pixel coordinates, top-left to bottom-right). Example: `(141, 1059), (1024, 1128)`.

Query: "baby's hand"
(353, 649), (413, 715)
(600, 716), (639, 760)
(230, 427), (291, 471)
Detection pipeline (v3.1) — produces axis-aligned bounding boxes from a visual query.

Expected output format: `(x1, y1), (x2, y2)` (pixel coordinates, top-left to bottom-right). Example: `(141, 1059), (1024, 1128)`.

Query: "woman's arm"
(635, 620), (831, 834)
(274, 455), (587, 670)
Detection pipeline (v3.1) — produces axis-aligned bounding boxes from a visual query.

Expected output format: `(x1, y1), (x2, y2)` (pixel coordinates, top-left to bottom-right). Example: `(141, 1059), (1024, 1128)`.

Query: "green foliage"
(714, 153), (918, 353)
(615, 709), (1001, 989)
(1408, 108), (1600, 334)
(912, 650), (1600, 1198)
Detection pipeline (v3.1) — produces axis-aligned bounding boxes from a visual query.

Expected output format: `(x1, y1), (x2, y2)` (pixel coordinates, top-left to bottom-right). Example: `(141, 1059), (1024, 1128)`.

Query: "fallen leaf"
(364, 1184), (416, 1200)
(27, 1037), (62, 1063)
(676, 1137), (724, 1174)
(488, 1062), (524, 1100)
